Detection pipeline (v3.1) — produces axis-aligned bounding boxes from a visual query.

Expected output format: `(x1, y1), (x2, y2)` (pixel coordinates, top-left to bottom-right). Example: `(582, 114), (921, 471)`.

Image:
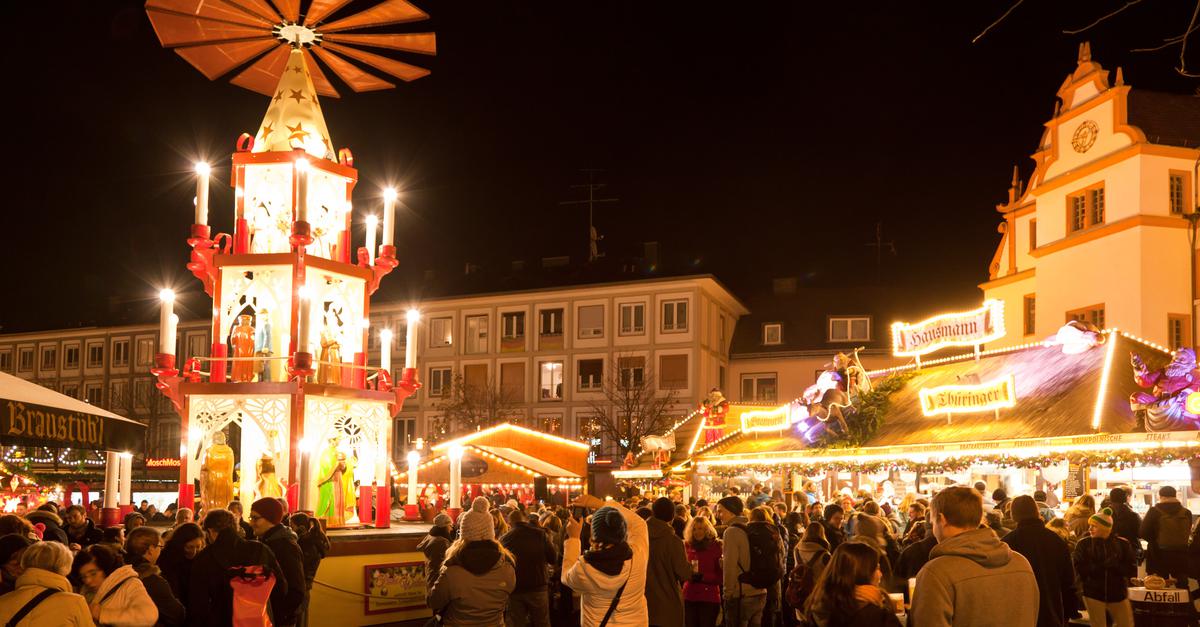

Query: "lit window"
(619, 303), (645, 335)
(762, 323), (782, 346)
(539, 361), (564, 400)
(662, 300), (688, 333)
(828, 316), (871, 342)
(136, 338), (156, 367)
(429, 317), (453, 348)
(740, 373), (778, 402)
(464, 315), (488, 354)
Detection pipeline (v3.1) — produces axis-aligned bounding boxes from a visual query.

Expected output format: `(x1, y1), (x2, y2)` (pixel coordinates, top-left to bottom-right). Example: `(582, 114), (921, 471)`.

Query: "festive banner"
(892, 300), (1005, 357)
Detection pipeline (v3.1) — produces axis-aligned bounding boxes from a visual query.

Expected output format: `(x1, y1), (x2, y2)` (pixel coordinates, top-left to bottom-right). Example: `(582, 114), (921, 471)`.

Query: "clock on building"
(1071, 120), (1099, 153)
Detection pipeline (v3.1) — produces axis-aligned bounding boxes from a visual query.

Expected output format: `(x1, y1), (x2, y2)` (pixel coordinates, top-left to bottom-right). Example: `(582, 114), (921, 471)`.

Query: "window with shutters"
(618, 356), (645, 388)
(500, 362), (525, 401)
(662, 300), (688, 333)
(578, 305), (604, 339)
(463, 364), (488, 393)
(659, 354), (688, 390)
(619, 303), (645, 335)
(577, 359), (603, 391)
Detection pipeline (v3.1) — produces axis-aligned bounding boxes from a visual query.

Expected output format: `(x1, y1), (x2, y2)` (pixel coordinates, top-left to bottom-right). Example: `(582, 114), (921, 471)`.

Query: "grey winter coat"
(910, 528), (1039, 627)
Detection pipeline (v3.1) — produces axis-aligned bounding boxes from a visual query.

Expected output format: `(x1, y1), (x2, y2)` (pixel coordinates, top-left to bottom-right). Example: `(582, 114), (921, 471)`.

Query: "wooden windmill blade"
(145, 0), (436, 93)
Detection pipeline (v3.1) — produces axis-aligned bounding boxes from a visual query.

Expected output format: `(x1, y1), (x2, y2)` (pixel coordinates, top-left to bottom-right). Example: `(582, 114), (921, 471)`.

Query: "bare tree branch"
(1063, 0), (1145, 35)
(1179, 0), (1200, 76)
(434, 374), (521, 440)
(580, 356), (681, 457)
(973, 0), (1026, 44)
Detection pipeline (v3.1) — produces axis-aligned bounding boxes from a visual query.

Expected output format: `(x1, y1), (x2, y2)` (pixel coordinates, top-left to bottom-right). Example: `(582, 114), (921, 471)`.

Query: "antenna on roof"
(864, 222), (897, 283)
(559, 169), (619, 263)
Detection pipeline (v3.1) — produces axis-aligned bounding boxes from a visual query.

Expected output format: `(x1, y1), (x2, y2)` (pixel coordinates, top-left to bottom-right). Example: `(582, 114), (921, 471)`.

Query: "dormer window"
(829, 316), (870, 342)
(762, 323), (782, 346)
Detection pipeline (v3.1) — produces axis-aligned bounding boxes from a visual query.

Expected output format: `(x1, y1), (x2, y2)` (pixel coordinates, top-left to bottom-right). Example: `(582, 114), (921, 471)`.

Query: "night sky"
(5, 1), (1196, 333)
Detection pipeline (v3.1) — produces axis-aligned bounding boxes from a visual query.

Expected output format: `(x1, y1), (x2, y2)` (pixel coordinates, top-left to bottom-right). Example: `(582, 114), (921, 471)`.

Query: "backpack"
(1157, 506), (1192, 550)
(734, 522), (784, 589)
(229, 564), (276, 627)
(785, 550), (829, 608)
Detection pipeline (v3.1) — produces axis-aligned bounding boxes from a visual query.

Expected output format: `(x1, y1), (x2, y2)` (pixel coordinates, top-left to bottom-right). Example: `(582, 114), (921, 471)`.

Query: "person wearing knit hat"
(428, 497), (517, 625)
(1075, 506), (1136, 627)
(1002, 495), (1078, 627)
(459, 496), (496, 542)
(432, 513), (453, 529)
(248, 497), (308, 627)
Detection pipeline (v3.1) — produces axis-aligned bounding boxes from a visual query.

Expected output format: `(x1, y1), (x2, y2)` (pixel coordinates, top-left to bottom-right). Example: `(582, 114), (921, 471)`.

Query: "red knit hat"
(251, 497), (285, 525)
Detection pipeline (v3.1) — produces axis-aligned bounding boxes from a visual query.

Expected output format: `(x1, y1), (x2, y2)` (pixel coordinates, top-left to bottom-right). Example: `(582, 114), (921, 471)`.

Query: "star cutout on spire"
(288, 64), (304, 74)
(273, 90), (283, 103)
(287, 122), (310, 143)
(261, 123), (276, 141)
(288, 89), (306, 103)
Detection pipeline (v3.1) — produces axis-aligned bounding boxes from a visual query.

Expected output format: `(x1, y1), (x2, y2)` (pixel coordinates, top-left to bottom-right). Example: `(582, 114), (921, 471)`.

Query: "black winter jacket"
(258, 524), (308, 626)
(499, 521), (557, 593)
(1110, 502), (1141, 552)
(1003, 519), (1079, 627)
(129, 554), (187, 627)
(188, 528), (285, 627)
(296, 530), (327, 588)
(25, 510), (69, 545)
(1073, 534), (1136, 603)
(66, 518), (103, 547)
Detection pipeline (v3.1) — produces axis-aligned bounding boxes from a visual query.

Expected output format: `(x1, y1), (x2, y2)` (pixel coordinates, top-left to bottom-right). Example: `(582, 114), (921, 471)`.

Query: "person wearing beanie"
(1001, 495), (1079, 627)
(418, 514), (455, 587)
(714, 494), (768, 626)
(250, 497), (307, 627)
(428, 497), (517, 626)
(1074, 507), (1136, 627)
(644, 497), (691, 627)
(562, 494), (650, 627)
(0, 535), (32, 595)
(499, 506), (556, 626)
(1140, 485), (1190, 583)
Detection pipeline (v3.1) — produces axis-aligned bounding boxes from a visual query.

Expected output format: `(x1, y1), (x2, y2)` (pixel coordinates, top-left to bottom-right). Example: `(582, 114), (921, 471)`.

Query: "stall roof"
(0, 371), (146, 452)
(701, 330), (1171, 460)
(474, 446), (581, 479)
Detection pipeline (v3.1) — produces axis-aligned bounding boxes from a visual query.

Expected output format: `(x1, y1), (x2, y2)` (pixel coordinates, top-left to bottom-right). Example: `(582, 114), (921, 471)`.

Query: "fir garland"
(710, 448), (1200, 478)
(811, 373), (914, 449)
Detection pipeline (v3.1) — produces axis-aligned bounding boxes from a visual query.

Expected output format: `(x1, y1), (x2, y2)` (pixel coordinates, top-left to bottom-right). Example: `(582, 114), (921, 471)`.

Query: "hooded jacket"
(720, 515), (768, 599)
(25, 510), (69, 545)
(644, 516), (691, 626)
(895, 533), (936, 581)
(94, 564), (160, 627)
(418, 533), (452, 586)
(499, 521), (557, 593)
(1140, 499), (1191, 556)
(561, 502), (650, 627)
(426, 540), (517, 626)
(1002, 519), (1078, 627)
(258, 524), (306, 626)
(1073, 534), (1136, 603)
(910, 528), (1038, 627)
(128, 554), (186, 627)
(0, 567), (93, 626)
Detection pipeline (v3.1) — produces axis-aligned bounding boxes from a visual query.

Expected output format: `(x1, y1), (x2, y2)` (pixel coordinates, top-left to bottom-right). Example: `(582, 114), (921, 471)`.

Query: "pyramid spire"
(253, 47), (336, 161)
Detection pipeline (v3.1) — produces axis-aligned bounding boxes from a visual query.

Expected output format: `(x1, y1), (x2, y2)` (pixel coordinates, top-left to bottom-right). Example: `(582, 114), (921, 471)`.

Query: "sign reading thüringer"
(919, 375), (1017, 417)
(892, 300), (1005, 357)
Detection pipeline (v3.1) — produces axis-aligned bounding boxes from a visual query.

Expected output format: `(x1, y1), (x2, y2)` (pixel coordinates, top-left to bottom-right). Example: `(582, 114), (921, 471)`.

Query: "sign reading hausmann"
(892, 300), (1005, 357)
(5, 401), (105, 448)
(919, 376), (1017, 417)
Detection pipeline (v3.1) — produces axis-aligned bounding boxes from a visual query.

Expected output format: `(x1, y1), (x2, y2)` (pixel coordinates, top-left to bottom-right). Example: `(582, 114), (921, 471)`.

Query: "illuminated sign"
(145, 458), (182, 468)
(740, 406), (791, 433)
(919, 375), (1017, 417)
(892, 300), (1005, 357)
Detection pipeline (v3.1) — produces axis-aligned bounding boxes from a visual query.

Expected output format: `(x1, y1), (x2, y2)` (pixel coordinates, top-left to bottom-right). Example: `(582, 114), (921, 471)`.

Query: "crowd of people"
(420, 480), (1200, 627)
(0, 496), (329, 626)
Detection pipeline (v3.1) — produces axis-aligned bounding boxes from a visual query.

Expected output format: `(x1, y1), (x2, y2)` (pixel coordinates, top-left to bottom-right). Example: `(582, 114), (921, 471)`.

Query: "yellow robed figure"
(256, 453), (285, 500)
(201, 431), (235, 512)
(316, 437), (356, 526)
(230, 315), (257, 383)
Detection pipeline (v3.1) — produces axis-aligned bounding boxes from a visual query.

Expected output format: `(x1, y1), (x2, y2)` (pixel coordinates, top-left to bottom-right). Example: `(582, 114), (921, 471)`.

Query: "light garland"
(430, 422), (591, 452)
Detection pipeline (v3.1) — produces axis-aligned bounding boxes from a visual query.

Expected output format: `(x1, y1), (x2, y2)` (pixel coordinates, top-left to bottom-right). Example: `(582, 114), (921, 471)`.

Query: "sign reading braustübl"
(3, 401), (142, 452)
(919, 375), (1017, 417)
(892, 300), (1005, 357)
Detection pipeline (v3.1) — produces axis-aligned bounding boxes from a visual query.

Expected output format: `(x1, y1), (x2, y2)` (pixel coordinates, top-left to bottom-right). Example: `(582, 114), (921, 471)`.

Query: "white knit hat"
(459, 496), (494, 541)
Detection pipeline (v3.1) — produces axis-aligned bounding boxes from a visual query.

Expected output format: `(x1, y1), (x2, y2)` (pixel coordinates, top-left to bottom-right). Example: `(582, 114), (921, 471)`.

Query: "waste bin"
(1128, 587), (1197, 627)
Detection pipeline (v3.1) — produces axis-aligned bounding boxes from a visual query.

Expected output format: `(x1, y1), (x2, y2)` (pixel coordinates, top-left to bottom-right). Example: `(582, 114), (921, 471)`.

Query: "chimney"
(643, 241), (659, 267)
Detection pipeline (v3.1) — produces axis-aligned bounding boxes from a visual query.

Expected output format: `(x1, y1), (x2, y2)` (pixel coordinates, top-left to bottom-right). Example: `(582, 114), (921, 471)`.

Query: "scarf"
(583, 542), (633, 576)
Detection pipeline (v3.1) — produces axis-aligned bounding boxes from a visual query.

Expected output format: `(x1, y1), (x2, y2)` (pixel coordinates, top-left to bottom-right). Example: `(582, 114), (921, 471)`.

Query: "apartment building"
(370, 275), (748, 458)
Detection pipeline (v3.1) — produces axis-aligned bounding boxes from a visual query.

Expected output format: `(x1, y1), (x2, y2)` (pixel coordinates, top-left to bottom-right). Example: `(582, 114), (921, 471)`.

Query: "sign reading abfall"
(919, 375), (1017, 417)
(892, 300), (1005, 357)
